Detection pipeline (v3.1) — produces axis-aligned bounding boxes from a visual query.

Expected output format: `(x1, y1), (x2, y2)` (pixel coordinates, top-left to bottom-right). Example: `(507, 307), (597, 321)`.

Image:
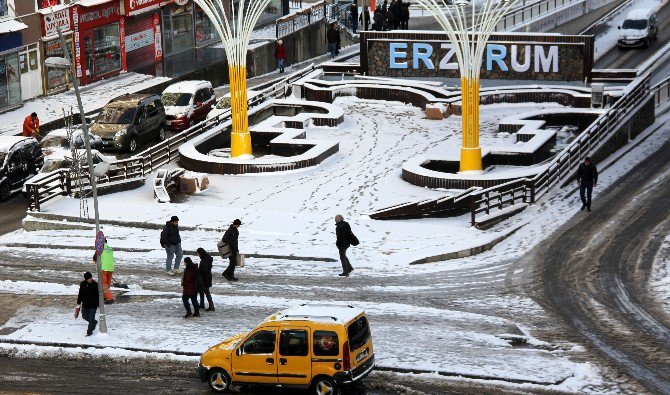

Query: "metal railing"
(470, 73), (652, 225)
(652, 75), (670, 108)
(276, 1), (326, 38)
(496, 0), (581, 31)
(25, 65), (317, 212)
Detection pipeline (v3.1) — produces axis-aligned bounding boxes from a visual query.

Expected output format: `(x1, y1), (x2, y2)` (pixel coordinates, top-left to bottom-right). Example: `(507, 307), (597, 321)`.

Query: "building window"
(37, 0), (62, 11)
(0, 53), (22, 110)
(195, 5), (216, 46)
(84, 23), (121, 79)
(163, 4), (194, 56)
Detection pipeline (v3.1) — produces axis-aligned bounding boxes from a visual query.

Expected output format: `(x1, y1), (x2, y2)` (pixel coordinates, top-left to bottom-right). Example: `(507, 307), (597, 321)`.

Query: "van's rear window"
(347, 316), (370, 351)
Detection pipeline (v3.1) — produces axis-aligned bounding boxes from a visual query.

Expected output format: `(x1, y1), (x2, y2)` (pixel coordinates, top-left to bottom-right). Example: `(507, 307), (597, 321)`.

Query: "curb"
(1, 242), (337, 263)
(0, 339), (569, 386)
(409, 222), (527, 265)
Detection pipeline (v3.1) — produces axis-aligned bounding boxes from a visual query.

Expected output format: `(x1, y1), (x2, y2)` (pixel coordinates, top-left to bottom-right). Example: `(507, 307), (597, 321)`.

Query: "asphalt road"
(0, 195), (27, 237)
(531, 138), (670, 393)
(595, 1), (670, 70)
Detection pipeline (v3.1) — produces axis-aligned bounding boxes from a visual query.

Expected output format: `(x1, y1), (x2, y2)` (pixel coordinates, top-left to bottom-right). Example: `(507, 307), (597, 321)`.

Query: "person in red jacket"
(22, 112), (40, 139)
(181, 258), (200, 318)
(275, 39), (286, 74)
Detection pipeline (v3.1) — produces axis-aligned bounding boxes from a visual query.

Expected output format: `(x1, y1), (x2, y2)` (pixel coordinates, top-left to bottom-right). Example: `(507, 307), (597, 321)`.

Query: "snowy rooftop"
(162, 80), (211, 94)
(266, 304), (364, 324)
(625, 8), (654, 20)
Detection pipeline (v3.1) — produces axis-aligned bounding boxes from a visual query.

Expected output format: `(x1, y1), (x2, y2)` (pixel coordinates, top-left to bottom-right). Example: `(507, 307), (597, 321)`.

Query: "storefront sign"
(43, 8), (72, 37)
(78, 3), (120, 29)
(120, 18), (127, 71)
(126, 29), (155, 52)
(73, 7), (82, 78)
(126, 0), (163, 14)
(361, 32), (595, 82)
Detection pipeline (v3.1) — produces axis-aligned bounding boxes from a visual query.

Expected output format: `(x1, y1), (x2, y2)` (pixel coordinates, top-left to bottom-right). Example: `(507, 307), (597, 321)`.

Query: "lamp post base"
(459, 147), (483, 172)
(231, 131), (253, 158)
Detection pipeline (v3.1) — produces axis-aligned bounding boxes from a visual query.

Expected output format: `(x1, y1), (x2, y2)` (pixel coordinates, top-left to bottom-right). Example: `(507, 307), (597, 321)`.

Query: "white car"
(162, 80), (216, 131)
(207, 89), (263, 120)
(22, 149), (115, 194)
(40, 127), (104, 157)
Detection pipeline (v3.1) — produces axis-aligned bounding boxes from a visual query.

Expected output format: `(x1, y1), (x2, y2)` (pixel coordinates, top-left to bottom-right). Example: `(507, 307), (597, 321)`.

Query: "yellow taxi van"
(198, 304), (375, 394)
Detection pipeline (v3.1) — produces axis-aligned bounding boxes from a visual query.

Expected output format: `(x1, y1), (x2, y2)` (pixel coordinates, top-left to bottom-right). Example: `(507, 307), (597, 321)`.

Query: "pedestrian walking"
(350, 1), (359, 33)
(275, 39), (287, 73)
(161, 215), (183, 275)
(197, 247), (215, 311)
(221, 219), (242, 282)
(22, 112), (40, 139)
(360, 7), (371, 31)
(327, 23), (339, 58)
(335, 214), (358, 276)
(76, 272), (99, 336)
(100, 239), (115, 304)
(181, 257), (200, 318)
(576, 157), (598, 212)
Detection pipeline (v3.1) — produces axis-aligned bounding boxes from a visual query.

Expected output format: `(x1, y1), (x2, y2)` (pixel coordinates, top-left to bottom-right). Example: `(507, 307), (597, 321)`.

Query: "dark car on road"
(90, 93), (166, 153)
(0, 136), (44, 201)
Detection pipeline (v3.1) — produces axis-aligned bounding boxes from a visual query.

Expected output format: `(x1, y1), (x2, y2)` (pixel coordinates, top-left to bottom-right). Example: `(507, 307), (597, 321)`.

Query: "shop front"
(122, 0), (163, 75)
(40, 5), (74, 95)
(0, 30), (25, 113)
(73, 1), (122, 85)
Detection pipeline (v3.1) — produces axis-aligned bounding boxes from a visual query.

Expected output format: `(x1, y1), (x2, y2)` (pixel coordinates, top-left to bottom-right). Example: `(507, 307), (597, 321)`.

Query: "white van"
(618, 9), (658, 49)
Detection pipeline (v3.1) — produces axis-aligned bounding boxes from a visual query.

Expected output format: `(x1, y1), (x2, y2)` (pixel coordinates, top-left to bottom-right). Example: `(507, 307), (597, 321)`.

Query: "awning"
(77, 0), (116, 7)
(37, 4), (71, 14)
(0, 20), (28, 34)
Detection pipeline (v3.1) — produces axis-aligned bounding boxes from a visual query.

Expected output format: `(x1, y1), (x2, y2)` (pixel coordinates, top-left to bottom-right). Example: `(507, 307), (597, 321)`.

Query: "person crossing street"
(576, 157), (598, 212)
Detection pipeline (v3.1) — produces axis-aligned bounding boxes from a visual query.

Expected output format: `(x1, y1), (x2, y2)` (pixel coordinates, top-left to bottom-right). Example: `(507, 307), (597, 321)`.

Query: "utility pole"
(54, 25), (108, 333)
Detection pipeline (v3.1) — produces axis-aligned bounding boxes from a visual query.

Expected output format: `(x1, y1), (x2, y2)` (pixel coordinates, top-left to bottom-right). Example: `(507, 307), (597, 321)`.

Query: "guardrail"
(469, 73), (652, 225)
(276, 1), (326, 38)
(652, 75), (670, 108)
(496, 0), (580, 30)
(25, 65), (317, 212)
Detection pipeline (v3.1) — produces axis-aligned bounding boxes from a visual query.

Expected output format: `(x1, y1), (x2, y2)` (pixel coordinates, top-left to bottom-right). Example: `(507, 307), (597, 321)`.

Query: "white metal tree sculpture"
(194, 0), (275, 158)
(414, 0), (518, 172)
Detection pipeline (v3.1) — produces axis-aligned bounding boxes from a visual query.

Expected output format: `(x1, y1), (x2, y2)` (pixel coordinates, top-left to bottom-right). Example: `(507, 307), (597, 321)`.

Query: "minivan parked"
(0, 136), (44, 201)
(618, 9), (658, 48)
(198, 304), (375, 394)
(162, 80), (216, 131)
(90, 94), (166, 153)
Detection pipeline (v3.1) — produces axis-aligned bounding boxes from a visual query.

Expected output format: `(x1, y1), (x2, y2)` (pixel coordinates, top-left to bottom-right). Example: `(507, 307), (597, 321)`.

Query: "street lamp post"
(415, 0), (518, 172)
(47, 26), (107, 333)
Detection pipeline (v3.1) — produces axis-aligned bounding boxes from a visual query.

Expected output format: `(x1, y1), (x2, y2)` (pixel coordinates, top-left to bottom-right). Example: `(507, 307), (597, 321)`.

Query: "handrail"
(652, 75), (670, 108)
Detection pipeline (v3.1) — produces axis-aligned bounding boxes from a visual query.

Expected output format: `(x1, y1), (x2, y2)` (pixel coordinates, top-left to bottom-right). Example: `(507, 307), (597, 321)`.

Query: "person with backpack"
(220, 219), (242, 281)
(335, 214), (358, 276)
(181, 257), (201, 318)
(160, 216), (183, 276)
(197, 248), (215, 311)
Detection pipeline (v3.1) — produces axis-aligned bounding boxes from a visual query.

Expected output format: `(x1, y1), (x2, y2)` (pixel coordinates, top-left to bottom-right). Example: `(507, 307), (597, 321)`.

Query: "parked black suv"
(0, 136), (44, 202)
(90, 93), (166, 153)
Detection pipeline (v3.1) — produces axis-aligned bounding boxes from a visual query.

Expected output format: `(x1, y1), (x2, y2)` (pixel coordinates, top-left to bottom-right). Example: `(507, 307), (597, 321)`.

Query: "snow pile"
(651, 234), (670, 313)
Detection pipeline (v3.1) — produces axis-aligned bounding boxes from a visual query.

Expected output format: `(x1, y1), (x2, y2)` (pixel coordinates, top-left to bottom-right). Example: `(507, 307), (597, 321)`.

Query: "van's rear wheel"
(207, 368), (230, 393)
(312, 376), (338, 395)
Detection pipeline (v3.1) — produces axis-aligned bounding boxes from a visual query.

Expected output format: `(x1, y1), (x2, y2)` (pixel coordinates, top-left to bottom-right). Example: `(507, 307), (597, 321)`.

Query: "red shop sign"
(77, 2), (121, 30)
(125, 0), (163, 14)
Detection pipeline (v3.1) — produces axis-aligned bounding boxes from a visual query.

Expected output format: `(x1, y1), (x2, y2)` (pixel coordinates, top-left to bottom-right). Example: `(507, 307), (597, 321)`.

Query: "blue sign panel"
(0, 32), (22, 53)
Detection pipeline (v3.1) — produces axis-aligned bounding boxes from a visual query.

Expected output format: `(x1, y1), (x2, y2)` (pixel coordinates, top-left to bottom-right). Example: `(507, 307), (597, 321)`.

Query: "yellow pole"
(459, 77), (483, 172)
(229, 64), (252, 157)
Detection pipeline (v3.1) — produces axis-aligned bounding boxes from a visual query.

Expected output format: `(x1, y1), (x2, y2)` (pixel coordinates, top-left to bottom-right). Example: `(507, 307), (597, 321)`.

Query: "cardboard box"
(425, 106), (445, 120)
(179, 176), (198, 193)
(199, 176), (209, 191)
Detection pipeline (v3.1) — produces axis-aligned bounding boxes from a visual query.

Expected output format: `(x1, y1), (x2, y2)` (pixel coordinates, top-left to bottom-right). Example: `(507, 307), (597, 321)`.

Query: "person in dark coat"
(327, 23), (339, 58)
(373, 6), (384, 31)
(221, 219), (242, 281)
(400, 1), (410, 29)
(275, 39), (287, 73)
(160, 216), (183, 275)
(335, 23), (342, 55)
(382, 0), (388, 13)
(197, 248), (215, 311)
(76, 272), (99, 336)
(389, 0), (400, 29)
(181, 258), (200, 318)
(576, 157), (598, 212)
(335, 214), (355, 276)
(350, 1), (359, 33)
(359, 7), (371, 31)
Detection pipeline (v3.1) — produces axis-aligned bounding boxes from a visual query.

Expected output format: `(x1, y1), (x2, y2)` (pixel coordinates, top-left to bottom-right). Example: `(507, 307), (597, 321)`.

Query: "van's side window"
(241, 330), (276, 354)
(313, 331), (339, 356)
(279, 329), (309, 356)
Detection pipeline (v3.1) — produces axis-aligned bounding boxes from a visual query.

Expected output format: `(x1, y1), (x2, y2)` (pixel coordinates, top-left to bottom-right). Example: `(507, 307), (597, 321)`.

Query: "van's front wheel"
(312, 376), (338, 395)
(207, 368), (230, 393)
